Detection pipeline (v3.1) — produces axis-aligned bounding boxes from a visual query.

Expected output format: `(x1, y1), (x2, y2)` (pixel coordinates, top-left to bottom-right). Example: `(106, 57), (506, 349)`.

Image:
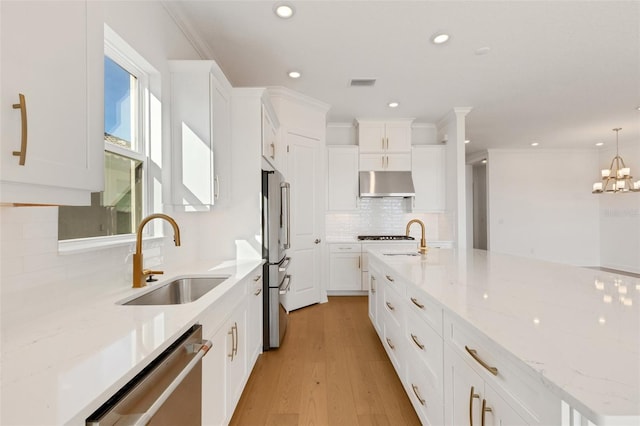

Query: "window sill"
(58, 234), (165, 255)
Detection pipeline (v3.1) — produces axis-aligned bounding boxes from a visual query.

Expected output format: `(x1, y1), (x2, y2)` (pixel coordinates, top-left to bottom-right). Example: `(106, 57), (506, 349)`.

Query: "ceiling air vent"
(349, 78), (376, 87)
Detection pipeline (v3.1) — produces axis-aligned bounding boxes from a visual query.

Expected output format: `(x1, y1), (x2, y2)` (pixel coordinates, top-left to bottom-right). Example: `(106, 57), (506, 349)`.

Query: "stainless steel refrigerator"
(262, 170), (291, 350)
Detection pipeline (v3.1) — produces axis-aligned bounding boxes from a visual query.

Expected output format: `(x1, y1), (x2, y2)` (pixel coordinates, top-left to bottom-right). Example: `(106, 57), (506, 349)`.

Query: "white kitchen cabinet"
(359, 153), (412, 171)
(444, 345), (527, 426)
(412, 145), (445, 211)
(368, 264), (381, 334)
(328, 243), (362, 291)
(224, 301), (248, 419)
(169, 60), (232, 211)
(357, 119), (413, 153)
(247, 272), (263, 368)
(0, 0), (103, 205)
(327, 145), (359, 211)
(261, 102), (281, 171)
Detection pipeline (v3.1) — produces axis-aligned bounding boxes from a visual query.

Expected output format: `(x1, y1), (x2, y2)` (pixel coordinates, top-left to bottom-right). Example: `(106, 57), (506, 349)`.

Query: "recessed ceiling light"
(464, 139), (470, 144)
(531, 142), (540, 147)
(388, 102), (399, 108)
(288, 71), (301, 79)
(637, 106), (640, 111)
(274, 2), (295, 19)
(431, 33), (450, 44)
(595, 142), (604, 146)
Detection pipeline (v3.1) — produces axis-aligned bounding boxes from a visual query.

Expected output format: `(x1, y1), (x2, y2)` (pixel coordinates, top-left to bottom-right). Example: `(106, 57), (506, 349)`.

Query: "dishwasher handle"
(133, 339), (212, 426)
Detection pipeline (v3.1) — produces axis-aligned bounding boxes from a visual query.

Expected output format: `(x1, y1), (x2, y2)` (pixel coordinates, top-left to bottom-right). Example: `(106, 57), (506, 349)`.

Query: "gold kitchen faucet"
(132, 214), (181, 288)
(406, 219), (428, 255)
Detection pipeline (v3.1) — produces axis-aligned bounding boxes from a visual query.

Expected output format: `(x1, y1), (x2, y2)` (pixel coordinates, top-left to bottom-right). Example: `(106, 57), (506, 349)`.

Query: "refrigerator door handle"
(281, 182), (291, 249)
(279, 275), (292, 294)
(279, 257), (291, 271)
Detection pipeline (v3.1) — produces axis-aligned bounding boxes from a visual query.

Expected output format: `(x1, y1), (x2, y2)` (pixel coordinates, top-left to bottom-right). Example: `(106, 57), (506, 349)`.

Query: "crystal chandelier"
(592, 128), (640, 193)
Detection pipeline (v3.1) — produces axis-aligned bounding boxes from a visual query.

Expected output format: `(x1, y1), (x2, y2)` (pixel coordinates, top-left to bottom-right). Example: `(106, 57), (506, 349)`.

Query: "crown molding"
(161, 1), (217, 61)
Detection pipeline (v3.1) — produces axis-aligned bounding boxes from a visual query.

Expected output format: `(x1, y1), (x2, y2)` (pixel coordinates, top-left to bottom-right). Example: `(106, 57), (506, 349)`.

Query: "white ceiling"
(169, 0), (640, 154)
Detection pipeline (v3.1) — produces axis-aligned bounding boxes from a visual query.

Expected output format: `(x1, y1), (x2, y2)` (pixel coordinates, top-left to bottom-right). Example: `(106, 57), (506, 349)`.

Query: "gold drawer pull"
(410, 333), (425, 350)
(385, 275), (394, 282)
(469, 386), (480, 425)
(254, 288), (262, 296)
(410, 297), (425, 309)
(12, 93), (28, 166)
(386, 337), (395, 350)
(253, 275), (261, 281)
(465, 346), (498, 376)
(411, 384), (426, 406)
(481, 399), (492, 426)
(385, 301), (395, 311)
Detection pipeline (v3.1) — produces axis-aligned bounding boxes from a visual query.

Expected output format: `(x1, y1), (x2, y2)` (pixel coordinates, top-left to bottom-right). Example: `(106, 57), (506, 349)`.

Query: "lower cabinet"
(444, 345), (527, 426)
(328, 243), (362, 292)
(201, 266), (262, 425)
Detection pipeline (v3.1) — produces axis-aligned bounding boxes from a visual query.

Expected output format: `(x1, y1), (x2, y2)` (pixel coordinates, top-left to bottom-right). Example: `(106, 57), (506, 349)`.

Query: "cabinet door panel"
(483, 385), (529, 426)
(385, 123), (412, 152)
(444, 346), (485, 426)
(327, 146), (359, 210)
(412, 146), (445, 211)
(1, 1), (102, 202)
(385, 153), (412, 171)
(329, 252), (362, 290)
(358, 122), (386, 152)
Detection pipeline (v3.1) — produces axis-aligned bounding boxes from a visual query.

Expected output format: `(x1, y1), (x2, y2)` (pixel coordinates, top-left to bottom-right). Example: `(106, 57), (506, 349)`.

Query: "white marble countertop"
(368, 248), (640, 423)
(0, 257), (263, 425)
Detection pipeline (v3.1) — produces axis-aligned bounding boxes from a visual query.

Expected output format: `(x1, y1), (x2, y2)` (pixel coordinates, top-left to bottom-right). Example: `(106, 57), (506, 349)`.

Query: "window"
(58, 31), (150, 242)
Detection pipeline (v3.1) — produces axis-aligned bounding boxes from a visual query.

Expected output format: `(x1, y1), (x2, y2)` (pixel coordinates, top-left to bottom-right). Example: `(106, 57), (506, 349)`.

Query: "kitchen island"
(367, 247), (639, 426)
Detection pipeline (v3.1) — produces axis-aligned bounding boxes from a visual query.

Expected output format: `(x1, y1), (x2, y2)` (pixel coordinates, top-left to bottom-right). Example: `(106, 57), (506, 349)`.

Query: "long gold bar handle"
(481, 399), (492, 426)
(410, 333), (425, 350)
(12, 93), (27, 166)
(469, 386), (480, 426)
(371, 276), (376, 293)
(465, 346), (498, 376)
(411, 384), (426, 406)
(410, 297), (425, 309)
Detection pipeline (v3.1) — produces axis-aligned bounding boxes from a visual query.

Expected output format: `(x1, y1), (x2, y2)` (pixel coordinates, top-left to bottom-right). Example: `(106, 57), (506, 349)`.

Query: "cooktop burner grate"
(357, 235), (415, 241)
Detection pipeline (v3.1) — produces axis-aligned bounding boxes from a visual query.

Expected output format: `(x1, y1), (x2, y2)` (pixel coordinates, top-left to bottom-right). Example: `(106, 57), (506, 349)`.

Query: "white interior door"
(282, 132), (323, 311)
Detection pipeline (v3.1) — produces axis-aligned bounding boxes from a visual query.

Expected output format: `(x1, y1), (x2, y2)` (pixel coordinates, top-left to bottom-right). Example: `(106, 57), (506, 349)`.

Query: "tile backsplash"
(326, 198), (452, 241)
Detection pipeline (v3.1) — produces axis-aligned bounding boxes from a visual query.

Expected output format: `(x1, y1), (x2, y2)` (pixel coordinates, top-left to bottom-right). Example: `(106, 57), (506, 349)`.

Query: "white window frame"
(59, 25), (160, 254)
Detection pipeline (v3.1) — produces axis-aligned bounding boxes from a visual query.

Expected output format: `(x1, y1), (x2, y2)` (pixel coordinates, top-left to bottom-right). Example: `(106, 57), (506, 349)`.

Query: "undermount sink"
(383, 252), (421, 257)
(122, 276), (230, 306)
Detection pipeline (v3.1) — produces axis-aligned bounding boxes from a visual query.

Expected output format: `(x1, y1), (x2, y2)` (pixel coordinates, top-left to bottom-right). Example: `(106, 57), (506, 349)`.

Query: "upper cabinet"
(169, 60), (232, 211)
(0, 0), (103, 205)
(412, 145), (445, 212)
(327, 146), (359, 211)
(357, 119), (413, 171)
(357, 119), (413, 153)
(261, 102), (281, 172)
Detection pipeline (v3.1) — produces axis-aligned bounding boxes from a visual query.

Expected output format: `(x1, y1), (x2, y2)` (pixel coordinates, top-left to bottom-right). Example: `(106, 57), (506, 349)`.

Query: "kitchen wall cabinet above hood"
(359, 171), (415, 198)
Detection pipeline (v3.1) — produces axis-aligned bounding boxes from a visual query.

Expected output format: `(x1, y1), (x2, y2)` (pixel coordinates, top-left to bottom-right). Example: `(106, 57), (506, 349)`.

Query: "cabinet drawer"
(406, 285), (443, 337)
(445, 315), (559, 424)
(381, 268), (405, 296)
(405, 354), (444, 426)
(382, 315), (404, 374)
(329, 243), (361, 253)
(383, 283), (404, 329)
(405, 307), (443, 394)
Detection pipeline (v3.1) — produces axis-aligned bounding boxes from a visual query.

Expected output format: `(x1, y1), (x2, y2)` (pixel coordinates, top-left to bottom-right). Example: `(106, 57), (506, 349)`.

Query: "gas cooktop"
(357, 235), (415, 241)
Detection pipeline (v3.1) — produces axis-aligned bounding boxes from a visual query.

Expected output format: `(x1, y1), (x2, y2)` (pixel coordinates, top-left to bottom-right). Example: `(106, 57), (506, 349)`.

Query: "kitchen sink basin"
(383, 252), (421, 257)
(122, 276), (230, 305)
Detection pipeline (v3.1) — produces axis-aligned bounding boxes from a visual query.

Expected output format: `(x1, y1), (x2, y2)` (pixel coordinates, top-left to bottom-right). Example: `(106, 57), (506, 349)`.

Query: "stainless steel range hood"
(359, 171), (416, 197)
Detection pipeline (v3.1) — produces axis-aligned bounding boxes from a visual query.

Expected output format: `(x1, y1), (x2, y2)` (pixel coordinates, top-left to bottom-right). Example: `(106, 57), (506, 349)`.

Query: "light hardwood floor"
(230, 296), (420, 426)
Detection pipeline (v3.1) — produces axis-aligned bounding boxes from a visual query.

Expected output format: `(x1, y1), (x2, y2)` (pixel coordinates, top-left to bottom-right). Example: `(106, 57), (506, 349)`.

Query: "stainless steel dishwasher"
(86, 324), (211, 426)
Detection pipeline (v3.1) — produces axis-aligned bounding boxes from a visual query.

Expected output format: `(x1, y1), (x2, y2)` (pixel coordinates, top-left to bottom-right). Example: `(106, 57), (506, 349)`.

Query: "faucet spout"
(406, 219), (428, 255)
(133, 213), (181, 288)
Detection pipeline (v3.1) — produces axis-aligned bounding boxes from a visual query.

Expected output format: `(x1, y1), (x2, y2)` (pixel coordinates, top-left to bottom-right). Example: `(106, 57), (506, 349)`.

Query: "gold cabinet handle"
(410, 333), (425, 350)
(253, 275), (261, 281)
(481, 399), (492, 426)
(410, 297), (425, 309)
(385, 275), (394, 282)
(381, 137), (385, 150)
(381, 155), (385, 169)
(371, 276), (376, 293)
(358, 255), (361, 269)
(385, 337), (395, 350)
(270, 142), (275, 159)
(234, 322), (238, 356)
(228, 326), (235, 360)
(411, 384), (426, 406)
(385, 301), (395, 311)
(12, 93), (28, 166)
(228, 322), (238, 360)
(254, 288), (262, 296)
(469, 386), (480, 426)
(465, 346), (498, 376)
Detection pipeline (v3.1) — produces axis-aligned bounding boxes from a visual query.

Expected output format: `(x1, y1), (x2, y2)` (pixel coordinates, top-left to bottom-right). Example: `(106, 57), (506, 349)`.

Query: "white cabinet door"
(357, 122), (386, 153)
(412, 146), (445, 211)
(202, 323), (228, 426)
(385, 122), (412, 152)
(329, 252), (362, 290)
(483, 385), (529, 426)
(170, 61), (231, 211)
(225, 301), (248, 419)
(246, 272), (263, 369)
(261, 104), (280, 170)
(327, 146), (359, 211)
(359, 153), (387, 170)
(368, 266), (381, 334)
(360, 153), (411, 171)
(282, 133), (323, 311)
(0, 0), (103, 205)
(444, 345), (485, 426)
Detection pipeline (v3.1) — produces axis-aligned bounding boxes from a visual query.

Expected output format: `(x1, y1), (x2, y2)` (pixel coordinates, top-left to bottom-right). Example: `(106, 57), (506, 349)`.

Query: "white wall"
(486, 149), (601, 266)
(597, 141), (640, 273)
